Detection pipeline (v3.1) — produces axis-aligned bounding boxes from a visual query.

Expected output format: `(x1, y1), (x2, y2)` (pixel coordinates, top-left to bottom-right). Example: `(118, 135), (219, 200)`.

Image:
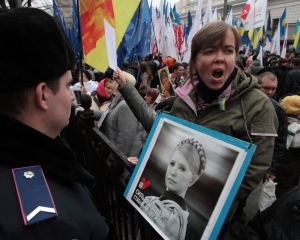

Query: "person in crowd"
(112, 21), (278, 239)
(71, 69), (98, 94)
(182, 62), (190, 82)
(283, 57), (300, 96)
(258, 72), (287, 183)
(139, 62), (153, 98)
(246, 54), (263, 76)
(275, 95), (300, 198)
(95, 72), (141, 176)
(271, 57), (289, 101)
(147, 54), (160, 89)
(243, 57), (253, 72)
(229, 72), (288, 238)
(287, 51), (295, 67)
(159, 68), (174, 98)
(171, 63), (185, 88)
(140, 57), (146, 62)
(127, 88), (160, 165)
(140, 138), (206, 240)
(71, 61), (79, 85)
(121, 60), (135, 76)
(0, 8), (113, 239)
(236, 50), (245, 69)
(165, 57), (174, 73)
(90, 78), (114, 112)
(239, 186), (300, 240)
(267, 52), (279, 69)
(262, 50), (270, 67)
(131, 61), (139, 82)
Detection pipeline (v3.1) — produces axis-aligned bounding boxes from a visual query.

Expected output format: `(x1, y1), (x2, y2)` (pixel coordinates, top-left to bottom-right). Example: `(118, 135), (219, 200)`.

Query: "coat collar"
(0, 113), (96, 187)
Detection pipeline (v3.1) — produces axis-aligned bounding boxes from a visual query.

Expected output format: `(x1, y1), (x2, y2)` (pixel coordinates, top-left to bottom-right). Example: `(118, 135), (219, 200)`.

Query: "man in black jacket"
(258, 72), (288, 181)
(239, 186), (300, 240)
(283, 57), (300, 96)
(0, 8), (113, 239)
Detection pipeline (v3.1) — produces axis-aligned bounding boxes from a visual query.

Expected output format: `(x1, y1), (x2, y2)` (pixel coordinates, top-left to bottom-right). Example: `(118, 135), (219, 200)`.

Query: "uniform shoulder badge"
(12, 165), (58, 225)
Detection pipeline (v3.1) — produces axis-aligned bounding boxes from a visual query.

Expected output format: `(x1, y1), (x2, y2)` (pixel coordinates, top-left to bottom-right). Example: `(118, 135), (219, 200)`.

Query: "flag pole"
(76, 0), (83, 85)
(223, 0), (227, 21)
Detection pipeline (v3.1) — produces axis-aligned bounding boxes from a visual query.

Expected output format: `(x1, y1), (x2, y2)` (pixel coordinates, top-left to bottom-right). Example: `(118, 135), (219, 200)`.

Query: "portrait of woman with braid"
(140, 138), (206, 240)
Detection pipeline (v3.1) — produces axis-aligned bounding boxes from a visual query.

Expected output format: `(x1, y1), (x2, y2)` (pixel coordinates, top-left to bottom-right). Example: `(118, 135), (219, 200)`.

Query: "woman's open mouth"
(212, 69), (224, 79)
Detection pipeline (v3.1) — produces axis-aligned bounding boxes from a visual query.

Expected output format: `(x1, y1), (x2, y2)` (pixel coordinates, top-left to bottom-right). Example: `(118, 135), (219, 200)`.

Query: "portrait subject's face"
(162, 76), (170, 91)
(165, 149), (194, 196)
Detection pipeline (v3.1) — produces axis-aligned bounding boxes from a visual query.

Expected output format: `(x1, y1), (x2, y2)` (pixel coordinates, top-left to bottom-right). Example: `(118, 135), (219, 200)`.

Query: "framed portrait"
(158, 67), (175, 97)
(124, 113), (256, 240)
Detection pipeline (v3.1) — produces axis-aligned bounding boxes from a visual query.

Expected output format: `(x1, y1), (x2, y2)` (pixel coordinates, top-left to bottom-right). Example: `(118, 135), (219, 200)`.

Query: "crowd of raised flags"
(53, 0), (300, 72)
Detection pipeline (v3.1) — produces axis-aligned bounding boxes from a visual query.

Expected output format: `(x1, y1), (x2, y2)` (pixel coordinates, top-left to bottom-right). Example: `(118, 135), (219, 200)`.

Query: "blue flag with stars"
(53, 0), (69, 38)
(125, 0), (151, 60)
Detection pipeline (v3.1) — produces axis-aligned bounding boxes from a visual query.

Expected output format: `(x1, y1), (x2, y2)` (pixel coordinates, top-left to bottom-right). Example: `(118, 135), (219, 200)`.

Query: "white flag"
(212, 8), (217, 21)
(240, 0), (255, 31)
(203, 0), (212, 26)
(254, 0), (268, 29)
(257, 46), (263, 66)
(275, 24), (281, 55)
(281, 23), (288, 58)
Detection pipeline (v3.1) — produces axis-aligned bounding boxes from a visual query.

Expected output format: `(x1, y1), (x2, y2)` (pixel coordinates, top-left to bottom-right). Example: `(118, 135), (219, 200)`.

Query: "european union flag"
(117, 3), (139, 65)
(69, 0), (82, 62)
(125, 0), (151, 60)
(53, 0), (68, 37)
(280, 8), (286, 38)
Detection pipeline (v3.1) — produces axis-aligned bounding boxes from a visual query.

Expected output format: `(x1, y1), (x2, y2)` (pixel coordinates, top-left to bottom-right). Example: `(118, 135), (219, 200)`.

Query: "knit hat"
(280, 95), (300, 116)
(165, 57), (174, 68)
(0, 8), (75, 93)
(82, 70), (95, 81)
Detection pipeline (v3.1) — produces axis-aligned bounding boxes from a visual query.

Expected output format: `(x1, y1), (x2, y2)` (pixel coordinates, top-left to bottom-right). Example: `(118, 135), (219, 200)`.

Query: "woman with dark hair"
(138, 62), (153, 98)
(271, 57), (289, 100)
(71, 69), (98, 94)
(113, 21), (278, 239)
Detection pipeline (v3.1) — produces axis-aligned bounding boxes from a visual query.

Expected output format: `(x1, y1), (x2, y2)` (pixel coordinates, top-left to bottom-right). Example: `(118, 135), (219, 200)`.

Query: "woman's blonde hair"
(114, 71), (136, 95)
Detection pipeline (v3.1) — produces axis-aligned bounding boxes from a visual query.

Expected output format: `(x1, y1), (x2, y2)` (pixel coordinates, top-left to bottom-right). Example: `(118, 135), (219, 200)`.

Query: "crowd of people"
(1, 6), (300, 240)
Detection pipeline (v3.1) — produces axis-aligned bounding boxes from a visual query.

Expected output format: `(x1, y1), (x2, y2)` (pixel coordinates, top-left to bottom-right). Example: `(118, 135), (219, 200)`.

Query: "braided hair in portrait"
(176, 138), (206, 177)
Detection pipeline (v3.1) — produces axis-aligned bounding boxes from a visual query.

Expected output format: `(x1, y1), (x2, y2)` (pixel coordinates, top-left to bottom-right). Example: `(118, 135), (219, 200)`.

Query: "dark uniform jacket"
(268, 98), (288, 176)
(240, 186), (300, 240)
(283, 68), (300, 96)
(0, 113), (113, 239)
